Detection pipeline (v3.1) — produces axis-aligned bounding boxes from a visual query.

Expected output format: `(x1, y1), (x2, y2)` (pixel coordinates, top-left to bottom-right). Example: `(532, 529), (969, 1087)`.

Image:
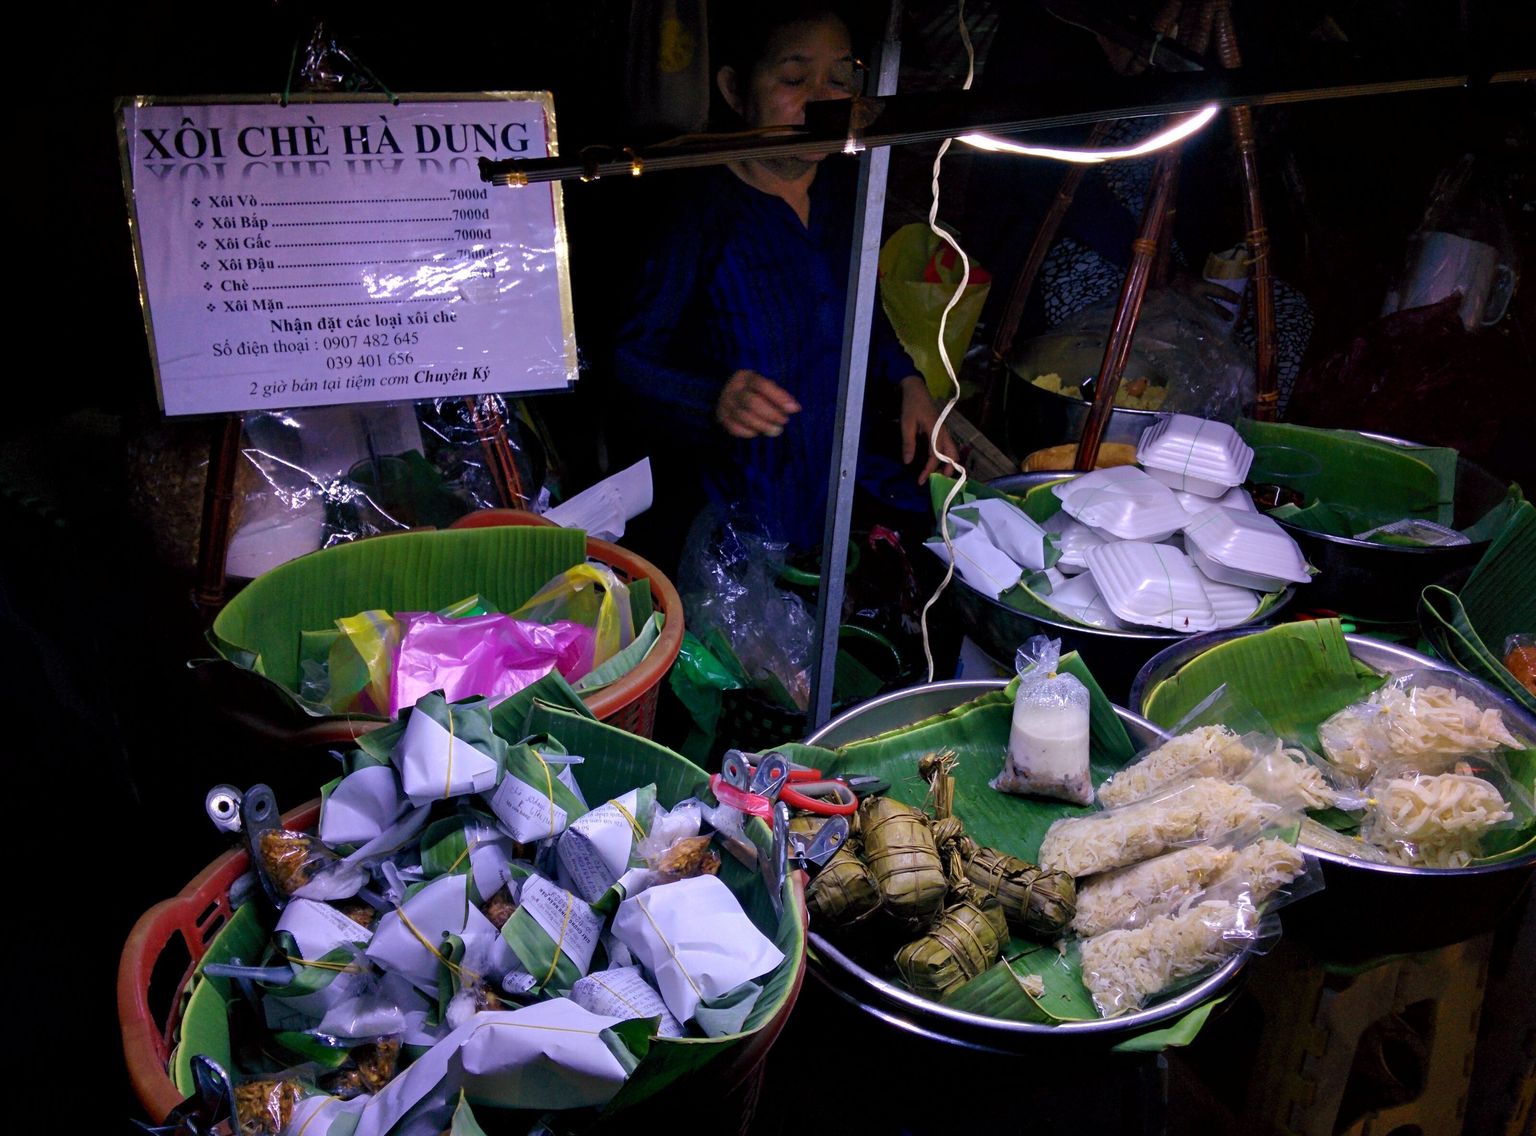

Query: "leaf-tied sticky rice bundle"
(859, 797), (948, 932)
(958, 836), (1075, 936)
(894, 893), (1009, 1000)
(806, 844), (884, 929)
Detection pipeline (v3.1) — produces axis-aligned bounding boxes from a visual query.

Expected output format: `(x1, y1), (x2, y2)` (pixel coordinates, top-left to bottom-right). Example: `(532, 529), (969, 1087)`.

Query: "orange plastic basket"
(205, 511), (683, 749)
(118, 797), (806, 1128)
(446, 510), (683, 737)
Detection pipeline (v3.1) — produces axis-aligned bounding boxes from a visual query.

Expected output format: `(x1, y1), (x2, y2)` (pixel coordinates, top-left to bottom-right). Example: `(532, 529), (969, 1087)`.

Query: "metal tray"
(940, 473), (1294, 704)
(802, 679), (1251, 1052)
(1131, 631), (1536, 960)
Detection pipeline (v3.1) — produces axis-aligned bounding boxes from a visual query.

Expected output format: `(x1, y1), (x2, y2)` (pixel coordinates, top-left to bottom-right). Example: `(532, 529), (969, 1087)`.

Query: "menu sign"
(119, 94), (577, 416)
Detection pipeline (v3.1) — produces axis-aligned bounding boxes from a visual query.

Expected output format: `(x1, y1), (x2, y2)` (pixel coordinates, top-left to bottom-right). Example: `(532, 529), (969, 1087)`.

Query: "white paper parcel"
(961, 497), (1056, 570)
(611, 874), (784, 1024)
(319, 764), (410, 847)
(394, 704), (501, 805)
(366, 873), (517, 994)
(350, 999), (633, 1135)
(557, 785), (655, 903)
(924, 527), (1025, 599)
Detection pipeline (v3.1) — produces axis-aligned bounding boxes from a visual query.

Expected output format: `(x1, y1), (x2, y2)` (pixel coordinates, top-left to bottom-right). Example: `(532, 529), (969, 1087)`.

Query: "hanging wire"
(918, 0), (978, 683)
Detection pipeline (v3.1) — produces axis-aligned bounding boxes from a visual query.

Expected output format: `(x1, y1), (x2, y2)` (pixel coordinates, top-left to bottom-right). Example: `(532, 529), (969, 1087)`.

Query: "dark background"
(5, 2), (1533, 1131)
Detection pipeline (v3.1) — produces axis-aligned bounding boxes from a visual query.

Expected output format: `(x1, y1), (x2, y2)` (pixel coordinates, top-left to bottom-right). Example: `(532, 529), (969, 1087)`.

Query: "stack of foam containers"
(1040, 414), (1311, 634)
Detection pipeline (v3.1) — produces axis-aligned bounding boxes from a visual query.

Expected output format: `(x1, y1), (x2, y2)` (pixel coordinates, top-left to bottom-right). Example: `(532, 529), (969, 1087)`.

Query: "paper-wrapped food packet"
(318, 764), (412, 848)
(611, 874), (785, 1025)
(417, 808), (527, 905)
(499, 868), (606, 992)
(994, 636), (1092, 805)
(366, 873), (517, 994)
(556, 785), (657, 903)
(481, 738), (588, 843)
(571, 965), (686, 1037)
(350, 999), (637, 1135)
(386, 693), (506, 806)
(259, 898), (374, 1033)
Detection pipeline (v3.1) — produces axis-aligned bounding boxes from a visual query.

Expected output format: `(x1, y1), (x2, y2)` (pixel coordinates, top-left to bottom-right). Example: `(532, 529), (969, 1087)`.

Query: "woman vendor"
(612, 3), (952, 571)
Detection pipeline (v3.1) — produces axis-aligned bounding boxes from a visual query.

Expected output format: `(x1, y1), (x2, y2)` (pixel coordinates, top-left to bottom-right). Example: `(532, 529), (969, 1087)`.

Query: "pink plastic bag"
(389, 613), (595, 715)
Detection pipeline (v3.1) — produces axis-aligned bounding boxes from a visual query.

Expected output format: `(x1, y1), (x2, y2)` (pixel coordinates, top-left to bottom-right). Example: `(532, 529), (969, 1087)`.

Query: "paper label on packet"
(490, 774), (569, 842)
(276, 898), (374, 958)
(520, 874), (602, 974)
(573, 965), (684, 1036)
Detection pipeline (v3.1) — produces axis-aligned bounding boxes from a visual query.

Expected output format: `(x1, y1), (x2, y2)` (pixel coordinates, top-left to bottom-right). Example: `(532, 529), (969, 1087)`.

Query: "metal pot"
(1265, 432), (1510, 623)
(802, 679), (1252, 1052)
(1003, 370), (1161, 462)
(940, 473), (1294, 705)
(1130, 630), (1536, 961)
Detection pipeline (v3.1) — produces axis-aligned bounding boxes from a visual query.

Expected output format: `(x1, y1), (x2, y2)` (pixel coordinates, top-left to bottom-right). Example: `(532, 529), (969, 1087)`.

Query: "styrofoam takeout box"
(1052, 467), (1186, 543)
(1182, 506), (1312, 592)
(1136, 414), (1255, 497)
(1084, 541), (1219, 632)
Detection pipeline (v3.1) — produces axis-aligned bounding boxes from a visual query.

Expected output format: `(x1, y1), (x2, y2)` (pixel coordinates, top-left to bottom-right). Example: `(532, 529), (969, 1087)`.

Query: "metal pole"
(808, 7), (903, 730)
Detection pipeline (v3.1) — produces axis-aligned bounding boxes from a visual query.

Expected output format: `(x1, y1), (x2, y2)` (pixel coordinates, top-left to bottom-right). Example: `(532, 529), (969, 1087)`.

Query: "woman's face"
(724, 15), (857, 131)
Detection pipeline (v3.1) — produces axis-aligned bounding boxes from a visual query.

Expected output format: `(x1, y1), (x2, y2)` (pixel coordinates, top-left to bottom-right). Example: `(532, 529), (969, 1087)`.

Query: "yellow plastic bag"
(878, 223), (992, 400)
(329, 609), (401, 715)
(511, 563), (635, 668)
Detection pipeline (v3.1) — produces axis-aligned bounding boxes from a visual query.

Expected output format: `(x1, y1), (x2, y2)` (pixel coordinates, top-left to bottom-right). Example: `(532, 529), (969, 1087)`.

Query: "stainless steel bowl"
(1131, 631), (1536, 960)
(1003, 372), (1162, 461)
(1264, 431), (1510, 623)
(802, 679), (1252, 1051)
(940, 473), (1295, 704)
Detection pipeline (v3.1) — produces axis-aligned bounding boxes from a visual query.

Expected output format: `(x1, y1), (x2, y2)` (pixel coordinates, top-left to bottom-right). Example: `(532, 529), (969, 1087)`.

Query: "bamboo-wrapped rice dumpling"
(894, 891), (1010, 1000)
(860, 797), (948, 932)
(959, 836), (1076, 936)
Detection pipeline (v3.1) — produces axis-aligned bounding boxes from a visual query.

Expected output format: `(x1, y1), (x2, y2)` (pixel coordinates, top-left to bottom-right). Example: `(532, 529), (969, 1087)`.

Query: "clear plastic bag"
(1359, 757), (1533, 868)
(993, 636), (1092, 805)
(1318, 668), (1525, 781)
(1010, 288), (1256, 422)
(223, 397), (544, 579)
(677, 506), (817, 711)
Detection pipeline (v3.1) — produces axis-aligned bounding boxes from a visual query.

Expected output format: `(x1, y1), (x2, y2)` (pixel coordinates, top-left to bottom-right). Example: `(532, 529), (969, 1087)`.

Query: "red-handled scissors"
(747, 763), (885, 816)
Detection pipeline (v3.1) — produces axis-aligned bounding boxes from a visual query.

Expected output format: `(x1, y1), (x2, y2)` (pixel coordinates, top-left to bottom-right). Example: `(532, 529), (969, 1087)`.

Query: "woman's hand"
(899, 374), (955, 484)
(715, 369), (802, 439)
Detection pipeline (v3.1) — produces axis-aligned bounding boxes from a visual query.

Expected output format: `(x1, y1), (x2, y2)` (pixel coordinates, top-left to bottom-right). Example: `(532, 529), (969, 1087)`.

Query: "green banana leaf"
(1139, 619), (1382, 753)
(1139, 618), (1536, 860)
(173, 901), (271, 1096)
(1237, 420), (1455, 531)
(1421, 586), (1536, 714)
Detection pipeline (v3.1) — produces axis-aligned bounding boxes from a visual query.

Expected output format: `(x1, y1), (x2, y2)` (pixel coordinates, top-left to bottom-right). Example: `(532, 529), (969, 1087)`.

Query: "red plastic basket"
(119, 799), (805, 1130)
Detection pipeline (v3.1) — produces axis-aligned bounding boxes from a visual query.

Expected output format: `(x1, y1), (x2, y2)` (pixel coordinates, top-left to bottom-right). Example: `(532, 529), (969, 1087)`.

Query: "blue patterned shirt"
(614, 159), (920, 550)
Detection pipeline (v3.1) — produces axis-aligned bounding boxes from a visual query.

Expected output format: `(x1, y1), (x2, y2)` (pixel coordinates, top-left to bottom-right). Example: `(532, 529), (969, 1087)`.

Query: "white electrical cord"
(918, 0), (977, 683)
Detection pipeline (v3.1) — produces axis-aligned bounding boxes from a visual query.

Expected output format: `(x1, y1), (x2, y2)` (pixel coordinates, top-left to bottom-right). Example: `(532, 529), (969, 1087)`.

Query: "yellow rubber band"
(634, 894), (705, 1001)
(540, 891), (576, 986)
(282, 954), (364, 974)
(608, 797), (645, 842)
